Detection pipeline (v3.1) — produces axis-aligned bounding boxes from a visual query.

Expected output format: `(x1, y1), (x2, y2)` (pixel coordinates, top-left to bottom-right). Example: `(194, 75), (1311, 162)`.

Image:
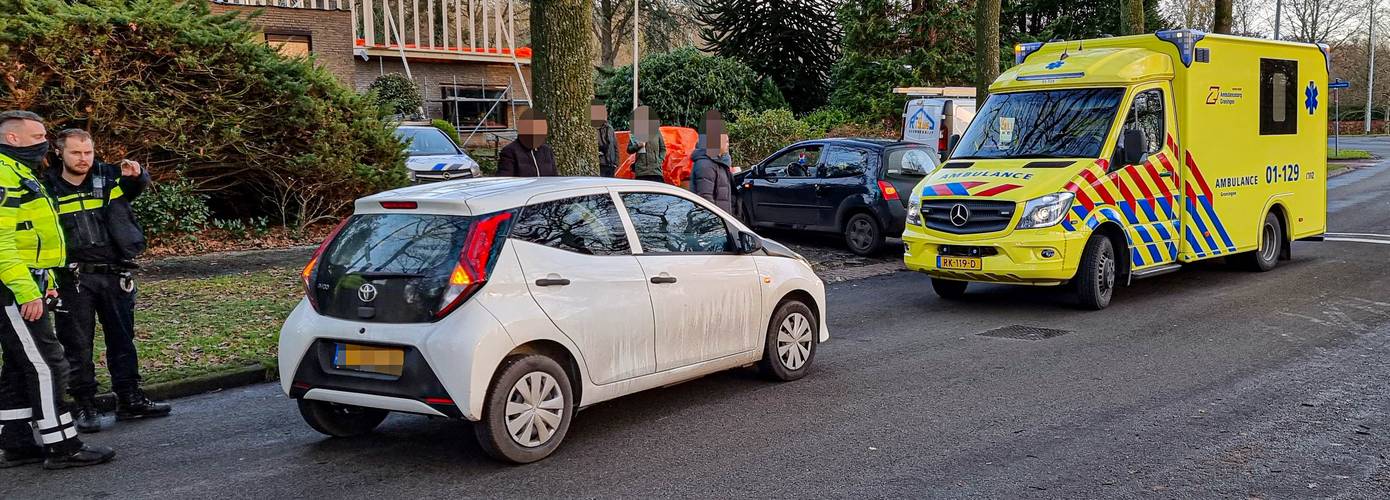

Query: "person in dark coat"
(497, 109), (558, 177)
(627, 106), (666, 183)
(592, 101), (619, 177)
(689, 110), (735, 214)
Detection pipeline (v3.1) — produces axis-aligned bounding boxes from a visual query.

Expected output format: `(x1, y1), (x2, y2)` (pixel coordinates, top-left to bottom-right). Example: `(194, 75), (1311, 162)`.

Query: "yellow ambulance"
(902, 30), (1328, 309)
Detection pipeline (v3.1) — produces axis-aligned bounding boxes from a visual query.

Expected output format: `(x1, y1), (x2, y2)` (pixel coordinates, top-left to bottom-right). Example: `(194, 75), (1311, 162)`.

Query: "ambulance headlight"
(1016, 192), (1075, 229)
(906, 194), (923, 226)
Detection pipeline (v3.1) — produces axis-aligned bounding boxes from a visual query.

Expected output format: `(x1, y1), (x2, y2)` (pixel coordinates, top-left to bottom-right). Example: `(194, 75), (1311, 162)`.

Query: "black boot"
(43, 443), (115, 470)
(116, 390), (171, 420)
(74, 399), (102, 433)
(0, 447), (44, 468)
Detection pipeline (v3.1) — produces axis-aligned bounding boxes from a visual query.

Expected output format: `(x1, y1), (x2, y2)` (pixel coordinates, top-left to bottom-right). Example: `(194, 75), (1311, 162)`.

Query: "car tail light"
(302, 218), (350, 312)
(436, 211), (515, 319)
(878, 181), (900, 201)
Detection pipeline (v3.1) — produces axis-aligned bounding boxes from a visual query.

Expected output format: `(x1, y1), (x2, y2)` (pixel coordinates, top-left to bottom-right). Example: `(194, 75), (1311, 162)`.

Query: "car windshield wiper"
(354, 271), (426, 279)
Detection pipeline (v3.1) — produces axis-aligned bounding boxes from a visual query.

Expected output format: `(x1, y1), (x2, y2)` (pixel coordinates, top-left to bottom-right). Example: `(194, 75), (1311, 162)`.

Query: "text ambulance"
(901, 30), (1328, 309)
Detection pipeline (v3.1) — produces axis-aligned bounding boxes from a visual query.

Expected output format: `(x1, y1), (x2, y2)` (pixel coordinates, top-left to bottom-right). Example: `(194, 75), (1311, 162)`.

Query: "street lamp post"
(1368, 1), (1378, 134)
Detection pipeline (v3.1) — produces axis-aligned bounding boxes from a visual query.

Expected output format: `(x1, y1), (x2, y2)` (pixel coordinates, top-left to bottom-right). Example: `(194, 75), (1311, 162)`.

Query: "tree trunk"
(975, 0), (1000, 99)
(1120, 0), (1145, 35)
(1212, 0), (1233, 34)
(533, 0), (597, 176)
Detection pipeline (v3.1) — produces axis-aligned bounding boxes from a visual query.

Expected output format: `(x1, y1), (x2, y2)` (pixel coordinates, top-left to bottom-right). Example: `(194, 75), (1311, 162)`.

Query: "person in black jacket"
(43, 129), (170, 433)
(689, 110), (735, 214)
(497, 109), (558, 177)
(592, 101), (619, 177)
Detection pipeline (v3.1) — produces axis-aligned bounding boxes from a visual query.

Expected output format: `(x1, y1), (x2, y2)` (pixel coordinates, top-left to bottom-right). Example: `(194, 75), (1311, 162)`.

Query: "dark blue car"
(734, 139), (938, 255)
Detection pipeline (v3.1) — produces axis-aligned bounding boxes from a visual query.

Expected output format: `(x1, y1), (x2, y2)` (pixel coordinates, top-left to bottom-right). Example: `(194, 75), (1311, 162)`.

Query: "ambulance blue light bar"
(1015, 42), (1045, 65)
(1155, 30), (1206, 67)
(1017, 72), (1085, 81)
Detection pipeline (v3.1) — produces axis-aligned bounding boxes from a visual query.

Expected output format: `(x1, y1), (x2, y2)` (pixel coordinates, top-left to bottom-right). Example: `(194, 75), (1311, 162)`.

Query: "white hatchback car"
(279, 177), (828, 463)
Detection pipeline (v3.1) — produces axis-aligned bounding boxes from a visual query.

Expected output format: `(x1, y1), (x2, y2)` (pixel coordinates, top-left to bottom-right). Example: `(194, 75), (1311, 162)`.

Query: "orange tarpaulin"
(615, 127), (699, 187)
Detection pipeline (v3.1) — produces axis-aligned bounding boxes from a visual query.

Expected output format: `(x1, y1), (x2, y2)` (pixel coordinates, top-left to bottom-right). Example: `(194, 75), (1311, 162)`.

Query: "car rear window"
(313, 214), (472, 323)
(884, 146), (938, 176)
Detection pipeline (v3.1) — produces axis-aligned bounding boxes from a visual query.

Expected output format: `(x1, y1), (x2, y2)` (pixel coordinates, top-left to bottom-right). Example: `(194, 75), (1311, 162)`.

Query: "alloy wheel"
(504, 372), (565, 448)
(777, 312), (814, 370)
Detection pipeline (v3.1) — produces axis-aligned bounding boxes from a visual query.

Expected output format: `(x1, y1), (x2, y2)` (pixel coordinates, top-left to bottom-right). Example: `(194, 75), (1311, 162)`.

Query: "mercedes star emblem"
(358, 283), (378, 303)
(949, 204), (971, 227)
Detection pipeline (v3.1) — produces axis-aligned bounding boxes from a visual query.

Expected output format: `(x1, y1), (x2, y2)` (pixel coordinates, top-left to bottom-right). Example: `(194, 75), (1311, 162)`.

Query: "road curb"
(91, 363), (278, 411)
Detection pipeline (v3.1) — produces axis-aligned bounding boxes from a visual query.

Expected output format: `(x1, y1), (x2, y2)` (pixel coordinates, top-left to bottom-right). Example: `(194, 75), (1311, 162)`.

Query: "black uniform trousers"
(0, 280), (81, 455)
(54, 269), (141, 400)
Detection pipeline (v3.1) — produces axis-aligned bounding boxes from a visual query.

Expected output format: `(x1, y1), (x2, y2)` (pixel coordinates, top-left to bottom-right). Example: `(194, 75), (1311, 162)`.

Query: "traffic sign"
(1329, 80), (1352, 89)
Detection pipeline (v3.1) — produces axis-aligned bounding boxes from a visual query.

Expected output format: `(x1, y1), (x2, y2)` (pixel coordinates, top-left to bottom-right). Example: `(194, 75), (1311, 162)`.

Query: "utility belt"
(64, 262), (137, 295)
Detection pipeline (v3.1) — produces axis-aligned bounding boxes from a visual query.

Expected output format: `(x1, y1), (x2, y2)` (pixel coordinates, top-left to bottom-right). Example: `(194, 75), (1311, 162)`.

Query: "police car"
(395, 124), (481, 183)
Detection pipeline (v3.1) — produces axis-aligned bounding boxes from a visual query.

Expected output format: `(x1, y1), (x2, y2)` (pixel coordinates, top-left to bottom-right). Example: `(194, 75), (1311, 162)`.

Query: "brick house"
(210, 0), (531, 143)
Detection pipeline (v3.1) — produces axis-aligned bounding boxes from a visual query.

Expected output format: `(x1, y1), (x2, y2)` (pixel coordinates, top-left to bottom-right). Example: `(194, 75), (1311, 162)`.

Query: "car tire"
(844, 213), (884, 256)
(1075, 235), (1117, 310)
(297, 399), (388, 438)
(758, 300), (818, 382)
(1233, 212), (1282, 272)
(474, 354), (575, 464)
(931, 278), (969, 300)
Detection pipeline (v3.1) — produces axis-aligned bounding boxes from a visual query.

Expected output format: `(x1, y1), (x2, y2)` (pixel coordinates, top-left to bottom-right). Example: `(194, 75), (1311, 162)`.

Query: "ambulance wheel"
(1234, 212), (1282, 272)
(298, 399), (388, 438)
(931, 278), (969, 300)
(1075, 235), (1116, 310)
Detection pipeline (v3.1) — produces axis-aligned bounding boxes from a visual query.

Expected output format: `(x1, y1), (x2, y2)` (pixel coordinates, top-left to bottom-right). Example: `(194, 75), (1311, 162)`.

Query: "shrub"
(431, 119), (461, 144)
(369, 73), (425, 118)
(134, 177), (211, 237)
(802, 107), (855, 135)
(599, 47), (785, 129)
(0, 0), (408, 233)
(727, 109), (811, 168)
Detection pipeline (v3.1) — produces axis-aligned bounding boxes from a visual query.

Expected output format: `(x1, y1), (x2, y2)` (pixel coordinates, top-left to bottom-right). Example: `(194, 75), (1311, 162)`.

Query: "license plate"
(937, 256), (982, 271)
(333, 343), (404, 377)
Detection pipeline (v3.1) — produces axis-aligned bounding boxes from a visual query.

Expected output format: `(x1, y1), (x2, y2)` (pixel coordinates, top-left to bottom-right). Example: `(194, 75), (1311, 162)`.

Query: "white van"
(898, 87), (978, 162)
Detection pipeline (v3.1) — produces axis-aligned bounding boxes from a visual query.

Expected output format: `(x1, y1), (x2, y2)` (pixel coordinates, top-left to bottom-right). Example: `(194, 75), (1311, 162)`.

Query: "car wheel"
(1234, 212), (1282, 272)
(297, 399), (388, 438)
(931, 278), (968, 300)
(759, 300), (818, 382)
(844, 213), (884, 256)
(474, 354), (574, 464)
(1075, 235), (1116, 310)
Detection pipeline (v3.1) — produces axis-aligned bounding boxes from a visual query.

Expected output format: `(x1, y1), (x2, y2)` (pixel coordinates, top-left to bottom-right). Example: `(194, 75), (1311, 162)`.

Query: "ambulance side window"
(1118, 89), (1164, 168)
(1260, 58), (1298, 135)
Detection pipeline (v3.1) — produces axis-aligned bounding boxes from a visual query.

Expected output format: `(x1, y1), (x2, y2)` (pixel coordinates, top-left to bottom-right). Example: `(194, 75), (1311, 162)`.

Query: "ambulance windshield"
(952, 88), (1123, 160)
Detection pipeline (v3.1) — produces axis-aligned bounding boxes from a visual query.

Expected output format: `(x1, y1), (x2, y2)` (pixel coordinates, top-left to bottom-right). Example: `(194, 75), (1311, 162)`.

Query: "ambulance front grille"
(921, 199), (1017, 234)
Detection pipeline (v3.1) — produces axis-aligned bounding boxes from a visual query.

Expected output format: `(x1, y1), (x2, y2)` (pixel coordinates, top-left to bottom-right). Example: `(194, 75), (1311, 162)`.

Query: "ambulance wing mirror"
(1119, 129), (1146, 168)
(945, 134), (962, 160)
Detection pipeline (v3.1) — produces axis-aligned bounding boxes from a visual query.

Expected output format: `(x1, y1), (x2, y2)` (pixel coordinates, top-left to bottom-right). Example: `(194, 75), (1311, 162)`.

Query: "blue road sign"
(1329, 80), (1352, 89)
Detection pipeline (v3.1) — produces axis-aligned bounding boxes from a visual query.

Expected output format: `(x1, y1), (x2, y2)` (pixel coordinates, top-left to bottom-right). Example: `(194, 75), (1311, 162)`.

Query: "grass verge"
(1328, 149), (1374, 160)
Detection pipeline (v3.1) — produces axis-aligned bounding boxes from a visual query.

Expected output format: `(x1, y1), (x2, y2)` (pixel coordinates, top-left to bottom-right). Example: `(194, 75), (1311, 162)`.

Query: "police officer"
(44, 128), (169, 433)
(0, 111), (115, 469)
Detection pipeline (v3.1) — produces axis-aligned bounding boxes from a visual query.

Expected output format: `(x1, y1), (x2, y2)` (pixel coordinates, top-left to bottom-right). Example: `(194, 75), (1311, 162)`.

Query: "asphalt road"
(9, 148), (1390, 499)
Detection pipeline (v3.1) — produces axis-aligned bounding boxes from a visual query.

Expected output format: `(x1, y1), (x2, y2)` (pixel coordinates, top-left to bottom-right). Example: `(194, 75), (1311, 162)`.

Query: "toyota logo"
(358, 283), (378, 303)
(949, 204), (971, 227)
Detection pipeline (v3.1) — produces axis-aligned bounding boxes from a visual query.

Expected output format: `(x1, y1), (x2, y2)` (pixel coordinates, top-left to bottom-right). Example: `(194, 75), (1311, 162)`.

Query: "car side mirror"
(945, 134), (961, 160)
(737, 231), (764, 254)
(1120, 129), (1146, 166)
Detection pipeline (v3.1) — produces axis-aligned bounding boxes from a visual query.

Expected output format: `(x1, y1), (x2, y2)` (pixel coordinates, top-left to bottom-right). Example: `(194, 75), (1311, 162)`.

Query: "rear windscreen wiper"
(354, 271), (426, 279)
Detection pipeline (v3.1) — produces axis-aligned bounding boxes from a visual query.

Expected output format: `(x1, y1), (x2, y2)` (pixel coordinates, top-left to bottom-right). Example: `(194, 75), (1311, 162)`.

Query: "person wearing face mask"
(0, 111), (115, 469)
(42, 128), (169, 434)
(497, 109), (558, 177)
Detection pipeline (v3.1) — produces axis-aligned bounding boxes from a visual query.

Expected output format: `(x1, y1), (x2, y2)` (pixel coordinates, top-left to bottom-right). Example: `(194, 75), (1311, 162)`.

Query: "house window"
(266, 33), (311, 58)
(1259, 58), (1298, 136)
(441, 86), (511, 129)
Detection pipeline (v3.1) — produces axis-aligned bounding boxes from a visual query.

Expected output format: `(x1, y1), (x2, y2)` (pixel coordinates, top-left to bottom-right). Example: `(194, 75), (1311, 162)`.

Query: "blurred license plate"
(937, 256), (982, 271)
(333, 343), (404, 377)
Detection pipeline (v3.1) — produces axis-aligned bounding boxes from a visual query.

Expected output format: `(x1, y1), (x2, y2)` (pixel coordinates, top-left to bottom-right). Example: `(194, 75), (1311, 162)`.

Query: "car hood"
(913, 158), (1100, 202)
(406, 154), (479, 172)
